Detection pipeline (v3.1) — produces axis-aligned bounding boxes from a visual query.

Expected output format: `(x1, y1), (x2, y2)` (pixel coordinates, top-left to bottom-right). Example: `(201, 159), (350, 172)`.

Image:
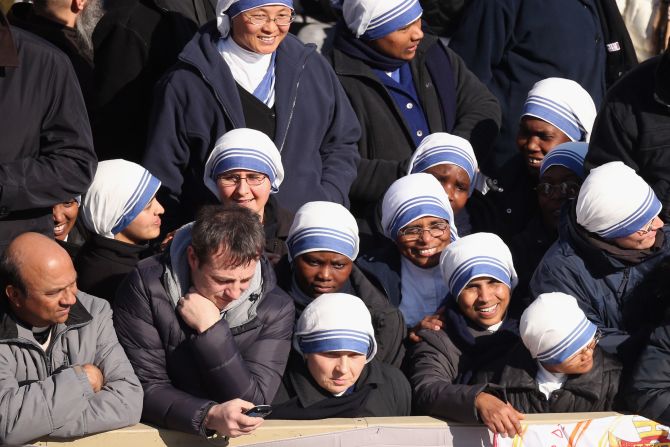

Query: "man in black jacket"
(0, 11), (96, 254)
(586, 48), (670, 222)
(113, 205), (294, 438)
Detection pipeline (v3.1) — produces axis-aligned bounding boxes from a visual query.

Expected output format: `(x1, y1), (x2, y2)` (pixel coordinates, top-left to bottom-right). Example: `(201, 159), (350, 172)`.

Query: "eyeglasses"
(536, 181), (580, 199)
(216, 173), (268, 187)
(243, 12), (296, 26)
(637, 218), (657, 235)
(398, 222), (449, 241)
(569, 330), (602, 361)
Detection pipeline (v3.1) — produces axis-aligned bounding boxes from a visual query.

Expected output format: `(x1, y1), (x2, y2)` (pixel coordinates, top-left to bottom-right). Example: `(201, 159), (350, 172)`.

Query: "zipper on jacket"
(617, 268), (630, 301)
(278, 60), (308, 154)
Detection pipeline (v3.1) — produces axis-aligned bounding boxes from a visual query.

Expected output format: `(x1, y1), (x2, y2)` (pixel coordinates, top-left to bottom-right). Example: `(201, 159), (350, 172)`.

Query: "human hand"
(159, 230), (177, 252)
(177, 290), (221, 334)
(408, 307), (446, 343)
(81, 363), (104, 393)
(204, 399), (265, 438)
(475, 392), (524, 438)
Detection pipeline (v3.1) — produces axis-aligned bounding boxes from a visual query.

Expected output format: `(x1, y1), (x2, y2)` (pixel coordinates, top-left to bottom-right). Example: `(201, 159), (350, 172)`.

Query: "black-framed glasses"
(398, 221), (449, 241)
(216, 173), (268, 187)
(536, 181), (580, 199)
(243, 11), (296, 26)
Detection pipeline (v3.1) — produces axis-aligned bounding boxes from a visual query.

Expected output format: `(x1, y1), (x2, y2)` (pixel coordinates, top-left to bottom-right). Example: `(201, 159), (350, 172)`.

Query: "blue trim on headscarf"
(288, 227), (358, 260)
(253, 52), (276, 105)
(298, 329), (373, 358)
(111, 173), (161, 234)
(210, 147), (278, 192)
(388, 196), (452, 240)
(597, 188), (662, 239)
(227, 0), (293, 17)
(361, 0), (423, 40)
(410, 145), (476, 181)
(539, 147), (586, 179)
(537, 316), (597, 364)
(448, 256), (512, 300)
(523, 96), (584, 141)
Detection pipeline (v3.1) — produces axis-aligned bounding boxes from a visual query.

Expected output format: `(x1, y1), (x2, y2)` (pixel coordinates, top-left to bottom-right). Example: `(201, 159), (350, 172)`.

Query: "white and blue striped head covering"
(294, 293), (377, 362)
(203, 128), (284, 201)
(521, 292), (597, 365)
(576, 161), (662, 239)
(381, 173), (457, 241)
(216, 0), (294, 37)
(522, 78), (597, 142)
(539, 141), (588, 180)
(81, 159), (161, 239)
(287, 201), (359, 262)
(439, 233), (517, 301)
(340, 0), (423, 40)
(408, 132), (478, 196)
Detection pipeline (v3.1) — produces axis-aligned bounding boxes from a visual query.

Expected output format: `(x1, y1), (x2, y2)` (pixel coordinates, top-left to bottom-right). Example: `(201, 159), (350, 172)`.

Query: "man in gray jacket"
(0, 232), (143, 445)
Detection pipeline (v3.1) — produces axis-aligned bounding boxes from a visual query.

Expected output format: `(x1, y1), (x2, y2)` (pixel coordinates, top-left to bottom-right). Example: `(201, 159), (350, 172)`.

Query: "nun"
(479, 292), (621, 413)
(509, 141), (588, 308)
(143, 0), (361, 231)
(530, 161), (670, 364)
(203, 128), (292, 258)
(358, 173), (457, 330)
(270, 293), (411, 419)
(328, 0), (500, 230)
(410, 232), (523, 437)
(75, 160), (164, 302)
(278, 201), (406, 366)
(408, 132), (501, 236)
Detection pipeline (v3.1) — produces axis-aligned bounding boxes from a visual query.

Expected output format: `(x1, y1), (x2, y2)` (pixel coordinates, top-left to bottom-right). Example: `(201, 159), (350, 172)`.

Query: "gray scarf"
(163, 223), (264, 329)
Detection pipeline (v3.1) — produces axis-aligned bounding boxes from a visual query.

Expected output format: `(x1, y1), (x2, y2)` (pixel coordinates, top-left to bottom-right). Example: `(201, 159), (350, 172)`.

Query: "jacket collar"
(83, 233), (149, 266)
(0, 293), (92, 342)
(0, 10), (18, 68)
(178, 24), (315, 150)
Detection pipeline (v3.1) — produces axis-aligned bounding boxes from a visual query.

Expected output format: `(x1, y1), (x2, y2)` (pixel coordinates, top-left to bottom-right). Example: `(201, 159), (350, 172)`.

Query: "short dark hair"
(0, 248), (25, 295)
(191, 205), (265, 268)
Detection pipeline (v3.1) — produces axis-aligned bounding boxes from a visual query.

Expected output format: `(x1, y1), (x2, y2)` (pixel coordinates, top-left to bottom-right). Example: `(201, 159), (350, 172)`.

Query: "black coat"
(271, 352), (411, 419)
(410, 301), (520, 422)
(75, 234), (152, 302)
(0, 19), (96, 252)
(476, 343), (622, 413)
(328, 32), (500, 223)
(112, 254), (294, 435)
(586, 50), (670, 222)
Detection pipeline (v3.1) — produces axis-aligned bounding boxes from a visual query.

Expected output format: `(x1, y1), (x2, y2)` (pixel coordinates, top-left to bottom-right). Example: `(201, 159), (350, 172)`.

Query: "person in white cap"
(476, 292), (621, 414)
(204, 128), (293, 260)
(530, 161), (670, 364)
(327, 0), (500, 233)
(279, 201), (406, 366)
(271, 293), (411, 419)
(358, 173), (457, 332)
(143, 0), (361, 232)
(509, 141), (588, 306)
(75, 160), (165, 302)
(410, 232), (524, 438)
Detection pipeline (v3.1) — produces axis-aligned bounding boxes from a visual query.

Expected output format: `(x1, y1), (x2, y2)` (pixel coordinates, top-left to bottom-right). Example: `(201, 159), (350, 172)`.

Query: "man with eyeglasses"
(113, 204), (294, 438)
(143, 0), (360, 234)
(530, 162), (670, 367)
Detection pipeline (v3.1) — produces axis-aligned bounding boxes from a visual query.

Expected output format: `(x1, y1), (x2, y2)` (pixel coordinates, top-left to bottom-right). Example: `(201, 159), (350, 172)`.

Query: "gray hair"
(191, 205), (265, 268)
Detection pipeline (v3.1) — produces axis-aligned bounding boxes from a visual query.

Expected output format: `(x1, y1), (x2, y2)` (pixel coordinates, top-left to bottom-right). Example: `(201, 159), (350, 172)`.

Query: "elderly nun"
(358, 173), (457, 330)
(408, 132), (501, 236)
(410, 232), (524, 437)
(530, 161), (670, 364)
(204, 128), (292, 258)
(75, 159), (164, 302)
(270, 293), (411, 419)
(509, 141), (589, 308)
(278, 201), (406, 366)
(143, 0), (361, 232)
(327, 0), (500, 231)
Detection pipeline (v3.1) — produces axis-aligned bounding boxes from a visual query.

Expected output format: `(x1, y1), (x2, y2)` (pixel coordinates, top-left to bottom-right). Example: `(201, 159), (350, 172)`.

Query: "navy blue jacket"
(529, 206), (670, 360)
(143, 23), (361, 229)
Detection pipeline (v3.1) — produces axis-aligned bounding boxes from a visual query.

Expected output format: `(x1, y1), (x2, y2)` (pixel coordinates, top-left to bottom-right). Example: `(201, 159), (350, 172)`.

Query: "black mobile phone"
(244, 404), (272, 418)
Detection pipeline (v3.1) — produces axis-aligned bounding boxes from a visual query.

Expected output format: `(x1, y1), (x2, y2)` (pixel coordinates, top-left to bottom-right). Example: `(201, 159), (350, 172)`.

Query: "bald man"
(0, 233), (142, 445)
